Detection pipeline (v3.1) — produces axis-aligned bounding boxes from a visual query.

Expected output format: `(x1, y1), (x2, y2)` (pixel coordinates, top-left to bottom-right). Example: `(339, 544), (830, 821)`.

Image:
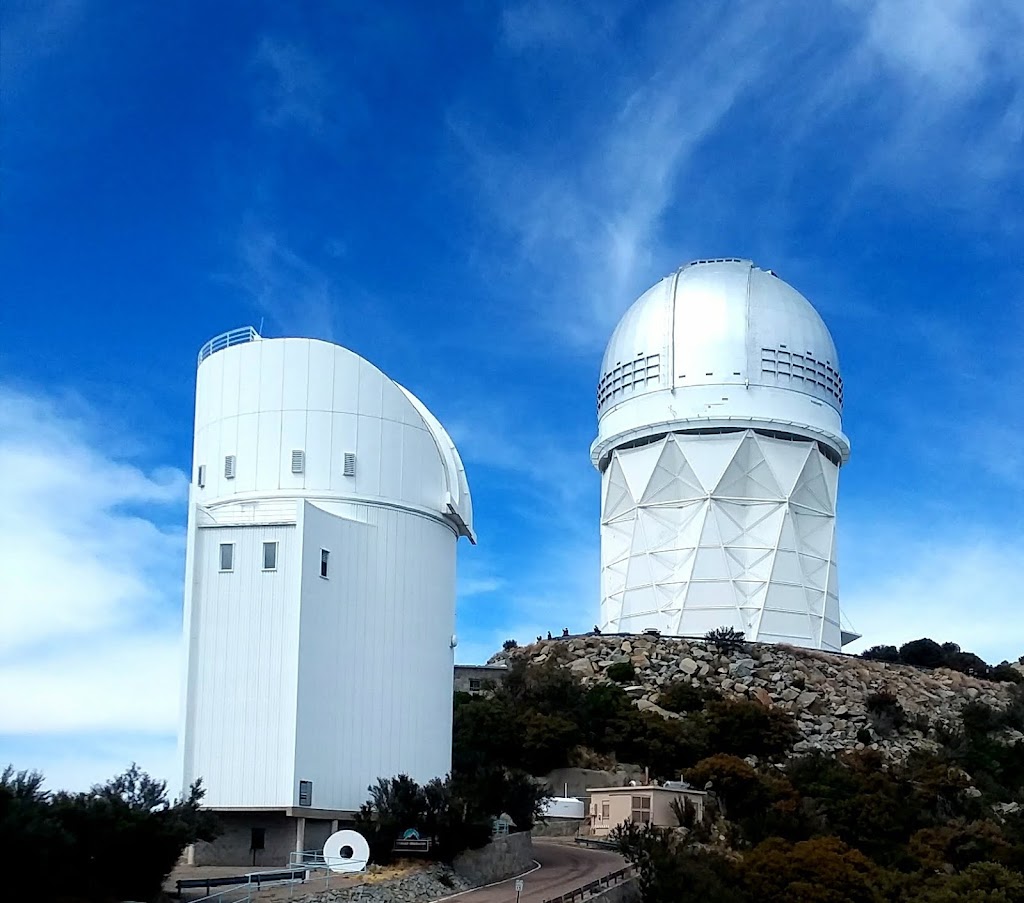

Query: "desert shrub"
(899, 639), (947, 669)
(866, 690), (907, 735)
(903, 861), (1024, 902)
(0, 764), (219, 903)
(518, 711), (580, 773)
(862, 645), (900, 663)
(686, 755), (769, 821)
(612, 820), (746, 903)
(993, 663), (1024, 684)
(705, 626), (746, 652)
(741, 836), (885, 903)
(454, 767), (549, 832)
(355, 774), (497, 864)
(703, 699), (798, 760)
(658, 680), (721, 714)
(607, 661), (637, 683)
(452, 693), (521, 772)
(502, 638), (518, 650)
(907, 820), (1013, 873)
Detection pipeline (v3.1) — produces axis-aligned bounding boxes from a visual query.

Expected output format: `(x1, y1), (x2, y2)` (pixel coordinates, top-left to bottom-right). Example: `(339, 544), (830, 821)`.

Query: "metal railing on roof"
(198, 327), (261, 365)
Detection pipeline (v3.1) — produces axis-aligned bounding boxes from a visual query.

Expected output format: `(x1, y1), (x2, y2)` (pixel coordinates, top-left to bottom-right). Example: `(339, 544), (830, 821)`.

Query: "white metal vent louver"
(291, 449), (305, 474)
(343, 452), (356, 477)
(224, 455), (236, 479)
(197, 464), (206, 488)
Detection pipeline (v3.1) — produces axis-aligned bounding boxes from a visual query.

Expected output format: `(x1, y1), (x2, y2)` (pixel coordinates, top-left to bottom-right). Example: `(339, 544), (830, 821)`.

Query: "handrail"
(197, 327), (261, 365)
(541, 865), (635, 903)
(177, 867), (306, 898)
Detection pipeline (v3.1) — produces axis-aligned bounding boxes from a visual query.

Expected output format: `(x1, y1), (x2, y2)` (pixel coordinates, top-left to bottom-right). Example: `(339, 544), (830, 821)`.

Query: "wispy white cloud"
(0, 385), (184, 784)
(251, 36), (336, 136)
(458, 0), (1024, 352)
(456, 3), (787, 348)
(456, 536), (599, 664)
(231, 219), (342, 341)
(499, 0), (628, 52)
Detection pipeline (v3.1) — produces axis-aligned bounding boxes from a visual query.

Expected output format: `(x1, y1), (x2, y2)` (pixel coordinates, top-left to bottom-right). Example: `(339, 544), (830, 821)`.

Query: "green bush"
(866, 690), (907, 735)
(0, 764), (219, 903)
(658, 680), (721, 714)
(702, 699), (798, 761)
(354, 774), (499, 864)
(705, 626), (746, 652)
(607, 661), (637, 683)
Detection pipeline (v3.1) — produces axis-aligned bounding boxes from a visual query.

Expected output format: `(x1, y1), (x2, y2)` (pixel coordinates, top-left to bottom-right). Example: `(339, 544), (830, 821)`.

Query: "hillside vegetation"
(456, 635), (1024, 901)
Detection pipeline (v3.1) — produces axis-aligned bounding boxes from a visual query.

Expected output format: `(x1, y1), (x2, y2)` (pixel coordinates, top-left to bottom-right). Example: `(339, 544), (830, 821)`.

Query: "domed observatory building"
(180, 328), (474, 865)
(591, 260), (856, 651)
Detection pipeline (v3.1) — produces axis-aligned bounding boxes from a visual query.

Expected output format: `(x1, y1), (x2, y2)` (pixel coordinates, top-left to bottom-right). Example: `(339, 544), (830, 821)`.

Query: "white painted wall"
(599, 431), (842, 651)
(293, 500), (456, 810)
(181, 522), (300, 807)
(181, 333), (471, 812)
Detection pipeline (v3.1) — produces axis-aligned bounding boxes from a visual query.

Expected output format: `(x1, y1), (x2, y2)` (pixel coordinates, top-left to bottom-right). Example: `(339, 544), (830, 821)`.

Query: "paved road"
(448, 840), (626, 903)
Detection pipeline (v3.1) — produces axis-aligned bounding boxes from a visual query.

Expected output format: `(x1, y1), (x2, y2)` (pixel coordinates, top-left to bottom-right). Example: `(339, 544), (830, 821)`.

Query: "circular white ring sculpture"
(323, 829), (370, 873)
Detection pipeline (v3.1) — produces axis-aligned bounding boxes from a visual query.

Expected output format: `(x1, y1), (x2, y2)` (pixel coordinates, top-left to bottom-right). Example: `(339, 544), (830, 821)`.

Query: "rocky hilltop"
(500, 634), (1021, 761)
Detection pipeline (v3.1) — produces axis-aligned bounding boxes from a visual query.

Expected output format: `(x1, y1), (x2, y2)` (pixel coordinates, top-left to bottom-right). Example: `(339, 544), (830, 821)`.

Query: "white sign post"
(515, 877), (524, 902)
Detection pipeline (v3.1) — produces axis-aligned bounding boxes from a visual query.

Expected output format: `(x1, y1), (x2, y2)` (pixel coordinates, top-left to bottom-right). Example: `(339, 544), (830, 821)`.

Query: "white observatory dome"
(592, 259), (849, 470)
(592, 259), (856, 652)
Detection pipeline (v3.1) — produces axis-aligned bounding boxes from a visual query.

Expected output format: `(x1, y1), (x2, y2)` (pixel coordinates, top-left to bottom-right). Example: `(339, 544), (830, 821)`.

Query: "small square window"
(219, 543), (234, 572)
(263, 541), (278, 571)
(468, 678), (482, 692)
(631, 795), (652, 824)
(320, 549), (329, 578)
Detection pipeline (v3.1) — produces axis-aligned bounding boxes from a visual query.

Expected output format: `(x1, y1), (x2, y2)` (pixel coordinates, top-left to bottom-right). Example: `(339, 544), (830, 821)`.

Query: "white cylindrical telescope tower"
(592, 259), (855, 651)
(180, 328), (474, 830)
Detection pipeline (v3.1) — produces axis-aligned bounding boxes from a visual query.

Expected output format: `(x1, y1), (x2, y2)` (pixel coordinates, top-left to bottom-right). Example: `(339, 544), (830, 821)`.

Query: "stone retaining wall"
(452, 831), (534, 886)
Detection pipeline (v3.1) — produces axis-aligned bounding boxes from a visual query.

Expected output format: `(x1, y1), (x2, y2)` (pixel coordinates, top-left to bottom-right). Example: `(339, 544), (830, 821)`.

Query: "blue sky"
(2, 0), (1023, 791)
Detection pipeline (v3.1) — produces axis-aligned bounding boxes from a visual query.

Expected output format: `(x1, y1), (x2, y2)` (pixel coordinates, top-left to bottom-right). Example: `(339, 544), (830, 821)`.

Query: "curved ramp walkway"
(441, 839), (625, 903)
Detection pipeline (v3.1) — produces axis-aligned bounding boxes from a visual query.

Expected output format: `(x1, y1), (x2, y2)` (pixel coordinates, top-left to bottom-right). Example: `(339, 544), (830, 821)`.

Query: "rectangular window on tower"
(262, 541), (278, 571)
(320, 549), (330, 578)
(197, 464), (206, 488)
(224, 455), (236, 479)
(219, 543), (234, 572)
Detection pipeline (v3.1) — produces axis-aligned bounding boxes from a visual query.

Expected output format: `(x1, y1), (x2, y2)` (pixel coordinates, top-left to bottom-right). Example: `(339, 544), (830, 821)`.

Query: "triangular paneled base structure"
(599, 430), (843, 651)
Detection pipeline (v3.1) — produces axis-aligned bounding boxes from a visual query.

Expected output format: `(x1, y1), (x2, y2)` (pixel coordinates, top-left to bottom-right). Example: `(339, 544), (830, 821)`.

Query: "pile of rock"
(293, 864), (471, 903)
(510, 635), (1018, 760)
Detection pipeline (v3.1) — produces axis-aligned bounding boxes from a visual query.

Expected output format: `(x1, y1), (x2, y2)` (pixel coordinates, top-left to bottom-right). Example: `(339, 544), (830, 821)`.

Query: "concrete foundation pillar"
(295, 816), (306, 857)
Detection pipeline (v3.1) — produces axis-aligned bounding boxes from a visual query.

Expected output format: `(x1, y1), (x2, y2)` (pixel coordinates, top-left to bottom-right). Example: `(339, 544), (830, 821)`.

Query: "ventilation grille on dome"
(761, 347), (843, 407)
(687, 257), (745, 267)
(597, 353), (661, 412)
